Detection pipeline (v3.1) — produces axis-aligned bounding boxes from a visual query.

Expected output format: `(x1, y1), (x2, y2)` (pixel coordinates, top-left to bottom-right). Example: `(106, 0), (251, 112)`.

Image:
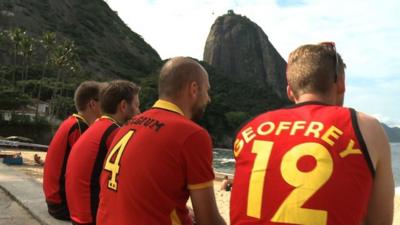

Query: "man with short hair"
(97, 57), (226, 225)
(43, 80), (102, 220)
(65, 80), (140, 225)
(230, 43), (394, 225)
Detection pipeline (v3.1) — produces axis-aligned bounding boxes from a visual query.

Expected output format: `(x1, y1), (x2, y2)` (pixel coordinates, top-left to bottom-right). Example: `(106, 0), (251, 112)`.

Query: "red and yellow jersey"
(230, 102), (374, 225)
(66, 116), (119, 224)
(43, 114), (89, 204)
(97, 100), (215, 225)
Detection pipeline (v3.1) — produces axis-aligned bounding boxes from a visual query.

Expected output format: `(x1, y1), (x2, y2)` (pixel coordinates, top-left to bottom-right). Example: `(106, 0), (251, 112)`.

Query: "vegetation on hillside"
(135, 60), (291, 147)
(0, 28), (90, 119)
(0, 28), (289, 146)
(0, 0), (162, 80)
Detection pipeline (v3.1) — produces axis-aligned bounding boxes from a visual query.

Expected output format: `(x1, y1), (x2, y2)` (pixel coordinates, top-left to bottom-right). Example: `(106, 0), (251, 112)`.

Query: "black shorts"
(46, 201), (70, 221)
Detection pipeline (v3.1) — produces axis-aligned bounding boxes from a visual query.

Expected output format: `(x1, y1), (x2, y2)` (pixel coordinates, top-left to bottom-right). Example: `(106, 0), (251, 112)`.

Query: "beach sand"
(395, 195), (400, 225)
(2, 149), (399, 224)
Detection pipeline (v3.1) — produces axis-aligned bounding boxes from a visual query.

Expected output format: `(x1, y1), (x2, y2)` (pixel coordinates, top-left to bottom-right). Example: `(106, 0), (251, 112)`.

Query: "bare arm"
(358, 112), (394, 225)
(190, 186), (227, 225)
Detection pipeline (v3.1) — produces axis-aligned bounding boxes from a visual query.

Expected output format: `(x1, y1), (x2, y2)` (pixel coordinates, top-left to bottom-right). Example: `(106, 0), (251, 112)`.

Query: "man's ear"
(189, 81), (199, 98)
(337, 73), (345, 94)
(119, 100), (127, 112)
(89, 99), (96, 109)
(287, 85), (296, 102)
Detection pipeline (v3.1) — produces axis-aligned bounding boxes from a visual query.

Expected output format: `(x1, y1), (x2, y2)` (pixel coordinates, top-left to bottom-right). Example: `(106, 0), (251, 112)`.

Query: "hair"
(158, 57), (206, 98)
(286, 44), (346, 97)
(74, 81), (102, 112)
(100, 80), (140, 115)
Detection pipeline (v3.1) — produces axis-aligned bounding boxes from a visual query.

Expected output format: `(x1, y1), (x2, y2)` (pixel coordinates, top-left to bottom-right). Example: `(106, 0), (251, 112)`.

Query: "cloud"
(106, 0), (399, 128)
(345, 78), (400, 127)
(275, 0), (306, 7)
(372, 114), (400, 128)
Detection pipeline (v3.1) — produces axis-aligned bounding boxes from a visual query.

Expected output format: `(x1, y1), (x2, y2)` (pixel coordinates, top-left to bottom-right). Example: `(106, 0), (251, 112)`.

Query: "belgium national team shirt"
(43, 114), (89, 205)
(66, 116), (120, 224)
(230, 102), (374, 225)
(97, 100), (215, 225)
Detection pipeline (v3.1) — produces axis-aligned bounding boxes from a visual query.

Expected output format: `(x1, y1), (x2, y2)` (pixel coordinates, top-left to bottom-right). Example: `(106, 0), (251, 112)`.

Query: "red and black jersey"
(97, 100), (214, 225)
(230, 102), (374, 225)
(66, 116), (119, 224)
(43, 114), (89, 206)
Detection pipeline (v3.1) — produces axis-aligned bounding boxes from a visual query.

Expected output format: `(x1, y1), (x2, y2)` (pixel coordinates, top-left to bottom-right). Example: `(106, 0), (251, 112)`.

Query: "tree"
(18, 33), (34, 92)
(225, 111), (248, 131)
(36, 32), (56, 118)
(0, 89), (31, 110)
(8, 28), (24, 87)
(0, 31), (8, 84)
(49, 40), (77, 119)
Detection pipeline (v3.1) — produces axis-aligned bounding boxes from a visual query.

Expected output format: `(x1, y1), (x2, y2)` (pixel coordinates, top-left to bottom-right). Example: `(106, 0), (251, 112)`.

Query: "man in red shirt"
(230, 43), (394, 225)
(97, 57), (226, 225)
(43, 81), (102, 220)
(65, 80), (140, 225)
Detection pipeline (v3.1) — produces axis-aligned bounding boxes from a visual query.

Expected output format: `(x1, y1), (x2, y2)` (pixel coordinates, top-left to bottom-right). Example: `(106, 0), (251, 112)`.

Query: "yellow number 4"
(104, 130), (135, 191)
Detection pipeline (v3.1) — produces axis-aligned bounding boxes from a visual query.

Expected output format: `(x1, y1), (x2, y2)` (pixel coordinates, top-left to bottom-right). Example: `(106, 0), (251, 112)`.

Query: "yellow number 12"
(247, 140), (333, 225)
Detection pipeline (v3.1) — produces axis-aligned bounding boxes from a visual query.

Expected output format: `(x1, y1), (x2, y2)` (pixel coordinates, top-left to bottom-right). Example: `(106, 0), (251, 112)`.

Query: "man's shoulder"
(142, 108), (206, 133)
(71, 119), (111, 145)
(354, 110), (389, 169)
(355, 110), (383, 138)
(85, 118), (114, 133)
(356, 111), (379, 124)
(53, 116), (78, 135)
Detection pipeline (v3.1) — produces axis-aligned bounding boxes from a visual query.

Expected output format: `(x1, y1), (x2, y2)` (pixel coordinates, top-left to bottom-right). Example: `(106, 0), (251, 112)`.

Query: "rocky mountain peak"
(203, 10), (287, 98)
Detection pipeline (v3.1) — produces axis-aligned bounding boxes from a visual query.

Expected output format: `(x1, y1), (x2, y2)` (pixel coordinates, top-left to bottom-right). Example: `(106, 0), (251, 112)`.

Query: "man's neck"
(105, 113), (124, 126)
(159, 97), (191, 119)
(77, 111), (95, 125)
(295, 93), (336, 105)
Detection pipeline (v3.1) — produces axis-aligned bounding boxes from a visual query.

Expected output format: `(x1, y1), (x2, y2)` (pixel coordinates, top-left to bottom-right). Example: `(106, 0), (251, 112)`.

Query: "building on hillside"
(0, 100), (50, 122)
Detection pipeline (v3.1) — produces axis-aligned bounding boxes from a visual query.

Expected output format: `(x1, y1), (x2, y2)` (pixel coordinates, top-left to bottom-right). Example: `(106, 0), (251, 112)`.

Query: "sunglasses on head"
(319, 42), (339, 83)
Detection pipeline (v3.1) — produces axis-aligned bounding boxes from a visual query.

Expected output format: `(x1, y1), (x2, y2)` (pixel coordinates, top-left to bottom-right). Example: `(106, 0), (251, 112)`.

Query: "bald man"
(97, 57), (226, 225)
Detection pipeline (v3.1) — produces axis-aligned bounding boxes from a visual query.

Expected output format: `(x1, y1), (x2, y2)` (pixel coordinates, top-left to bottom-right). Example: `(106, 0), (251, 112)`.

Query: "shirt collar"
(152, 99), (184, 116)
(72, 113), (89, 125)
(99, 115), (121, 127)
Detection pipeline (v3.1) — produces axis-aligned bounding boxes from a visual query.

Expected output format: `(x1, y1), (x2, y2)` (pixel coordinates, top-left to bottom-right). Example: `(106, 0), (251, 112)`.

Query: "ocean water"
(392, 143), (400, 187)
(213, 143), (400, 187)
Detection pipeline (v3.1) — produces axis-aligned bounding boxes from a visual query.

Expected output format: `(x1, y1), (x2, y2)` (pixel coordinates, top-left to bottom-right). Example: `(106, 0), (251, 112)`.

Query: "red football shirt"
(97, 100), (215, 225)
(66, 116), (119, 224)
(43, 114), (89, 205)
(230, 102), (374, 225)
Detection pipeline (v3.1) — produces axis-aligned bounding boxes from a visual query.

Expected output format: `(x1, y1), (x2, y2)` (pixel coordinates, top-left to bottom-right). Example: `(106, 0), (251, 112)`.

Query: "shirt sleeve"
(182, 129), (215, 190)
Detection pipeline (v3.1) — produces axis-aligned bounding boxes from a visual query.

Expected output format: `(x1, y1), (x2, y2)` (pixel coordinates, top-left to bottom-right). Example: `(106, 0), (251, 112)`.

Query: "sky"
(106, 0), (400, 127)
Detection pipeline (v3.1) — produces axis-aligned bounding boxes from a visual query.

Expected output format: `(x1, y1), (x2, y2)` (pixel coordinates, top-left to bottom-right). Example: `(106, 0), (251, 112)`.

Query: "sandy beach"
(1, 148), (399, 224)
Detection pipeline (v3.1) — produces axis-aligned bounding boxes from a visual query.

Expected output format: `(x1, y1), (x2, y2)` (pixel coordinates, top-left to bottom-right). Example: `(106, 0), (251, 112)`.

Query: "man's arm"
(358, 112), (394, 225)
(190, 186), (227, 225)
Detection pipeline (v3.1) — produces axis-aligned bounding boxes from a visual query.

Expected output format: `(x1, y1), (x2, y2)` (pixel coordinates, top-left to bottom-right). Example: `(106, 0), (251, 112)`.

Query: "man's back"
(97, 104), (214, 225)
(66, 116), (119, 224)
(43, 114), (88, 219)
(231, 102), (374, 225)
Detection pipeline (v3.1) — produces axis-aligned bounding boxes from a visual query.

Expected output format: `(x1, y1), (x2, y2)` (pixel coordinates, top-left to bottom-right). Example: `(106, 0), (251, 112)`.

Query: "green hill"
(0, 0), (161, 80)
(382, 123), (400, 143)
(0, 3), (289, 147)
